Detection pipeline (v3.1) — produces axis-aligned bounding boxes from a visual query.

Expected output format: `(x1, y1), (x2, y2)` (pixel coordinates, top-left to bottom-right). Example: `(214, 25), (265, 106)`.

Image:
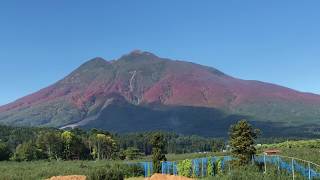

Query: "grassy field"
(0, 160), (114, 180)
(258, 139), (320, 165)
(0, 143), (319, 180)
(201, 165), (306, 180)
(0, 153), (224, 180)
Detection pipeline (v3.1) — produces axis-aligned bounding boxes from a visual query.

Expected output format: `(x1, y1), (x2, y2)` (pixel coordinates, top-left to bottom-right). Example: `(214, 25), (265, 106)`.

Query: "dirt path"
(47, 174), (192, 180)
(147, 174), (194, 180)
(46, 175), (86, 180)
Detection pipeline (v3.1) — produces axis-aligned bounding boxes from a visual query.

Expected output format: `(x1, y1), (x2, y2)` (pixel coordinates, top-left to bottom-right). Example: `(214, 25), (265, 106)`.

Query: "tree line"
(0, 125), (226, 161)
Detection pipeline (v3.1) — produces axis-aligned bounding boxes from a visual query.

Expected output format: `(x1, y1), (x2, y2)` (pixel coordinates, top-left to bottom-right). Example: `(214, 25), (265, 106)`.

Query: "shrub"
(215, 158), (223, 175)
(123, 164), (144, 178)
(12, 141), (44, 161)
(124, 147), (143, 160)
(0, 142), (11, 161)
(207, 158), (214, 176)
(177, 159), (192, 177)
(88, 164), (124, 180)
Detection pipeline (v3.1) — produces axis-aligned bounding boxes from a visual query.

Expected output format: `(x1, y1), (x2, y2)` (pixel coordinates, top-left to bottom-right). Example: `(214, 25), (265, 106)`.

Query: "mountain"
(1, 50), (320, 137)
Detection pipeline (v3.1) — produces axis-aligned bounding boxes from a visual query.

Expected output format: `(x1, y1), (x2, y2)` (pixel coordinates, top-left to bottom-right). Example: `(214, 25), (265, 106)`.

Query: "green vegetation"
(0, 142), (10, 161)
(229, 120), (260, 166)
(123, 147), (143, 160)
(0, 161), (144, 180)
(12, 141), (43, 161)
(0, 123), (319, 179)
(0, 147), (318, 179)
(0, 125), (226, 162)
(202, 165), (304, 180)
(151, 132), (167, 173)
(177, 159), (192, 177)
(88, 164), (124, 180)
(258, 139), (320, 165)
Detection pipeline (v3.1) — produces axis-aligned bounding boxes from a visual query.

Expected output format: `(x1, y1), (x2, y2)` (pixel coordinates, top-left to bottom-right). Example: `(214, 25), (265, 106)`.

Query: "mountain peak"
(2, 52), (320, 137)
(79, 57), (109, 67)
(130, 49), (144, 55)
(87, 57), (107, 63)
(118, 50), (159, 61)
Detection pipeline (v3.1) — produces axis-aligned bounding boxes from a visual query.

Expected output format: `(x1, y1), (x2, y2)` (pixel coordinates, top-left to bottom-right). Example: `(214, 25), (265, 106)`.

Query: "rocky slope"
(1, 50), (319, 136)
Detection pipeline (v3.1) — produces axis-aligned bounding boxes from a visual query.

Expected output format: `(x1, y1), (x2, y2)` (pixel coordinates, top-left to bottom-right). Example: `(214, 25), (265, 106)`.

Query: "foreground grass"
(0, 147), (318, 180)
(125, 177), (144, 180)
(0, 160), (120, 180)
(166, 152), (229, 161)
(0, 153), (219, 180)
(259, 139), (320, 164)
(201, 165), (305, 180)
(0, 153), (218, 180)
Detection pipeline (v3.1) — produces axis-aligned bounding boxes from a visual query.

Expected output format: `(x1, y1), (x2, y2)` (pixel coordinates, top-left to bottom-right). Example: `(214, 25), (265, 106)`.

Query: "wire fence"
(254, 154), (320, 180)
(134, 155), (320, 179)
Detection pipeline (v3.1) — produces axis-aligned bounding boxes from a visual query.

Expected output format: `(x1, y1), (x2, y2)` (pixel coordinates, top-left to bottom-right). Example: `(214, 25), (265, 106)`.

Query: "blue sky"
(0, 0), (320, 105)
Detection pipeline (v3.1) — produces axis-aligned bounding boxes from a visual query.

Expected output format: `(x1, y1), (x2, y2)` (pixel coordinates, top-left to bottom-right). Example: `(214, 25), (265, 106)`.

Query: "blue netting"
(161, 161), (176, 175)
(138, 161), (153, 177)
(254, 155), (320, 179)
(131, 155), (320, 178)
(192, 158), (200, 176)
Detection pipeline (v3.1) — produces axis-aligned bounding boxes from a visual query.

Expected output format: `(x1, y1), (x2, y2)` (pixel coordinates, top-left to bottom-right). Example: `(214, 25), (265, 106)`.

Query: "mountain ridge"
(1, 51), (320, 137)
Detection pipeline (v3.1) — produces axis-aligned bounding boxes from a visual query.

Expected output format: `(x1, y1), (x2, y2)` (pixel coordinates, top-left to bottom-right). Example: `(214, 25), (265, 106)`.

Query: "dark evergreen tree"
(150, 132), (167, 173)
(229, 119), (260, 166)
(123, 147), (143, 160)
(0, 142), (11, 161)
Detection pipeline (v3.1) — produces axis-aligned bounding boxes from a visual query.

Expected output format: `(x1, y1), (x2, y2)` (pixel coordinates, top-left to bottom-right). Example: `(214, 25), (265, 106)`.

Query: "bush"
(215, 158), (223, 175)
(12, 141), (44, 161)
(123, 164), (144, 178)
(207, 158), (214, 176)
(177, 159), (192, 177)
(124, 147), (143, 160)
(88, 164), (124, 180)
(204, 165), (294, 180)
(0, 142), (11, 161)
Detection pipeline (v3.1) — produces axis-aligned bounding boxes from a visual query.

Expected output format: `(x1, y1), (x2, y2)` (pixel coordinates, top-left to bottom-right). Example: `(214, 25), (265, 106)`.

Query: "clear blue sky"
(1, 0), (320, 105)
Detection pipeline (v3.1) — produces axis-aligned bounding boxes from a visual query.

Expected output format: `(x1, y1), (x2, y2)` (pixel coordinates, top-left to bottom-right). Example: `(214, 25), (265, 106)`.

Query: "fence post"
(146, 163), (149, 177)
(172, 162), (174, 175)
(277, 156), (280, 174)
(202, 158), (204, 177)
(264, 154), (267, 174)
(161, 162), (164, 174)
(252, 155), (254, 165)
(308, 162), (311, 180)
(212, 157), (215, 177)
(292, 158), (295, 180)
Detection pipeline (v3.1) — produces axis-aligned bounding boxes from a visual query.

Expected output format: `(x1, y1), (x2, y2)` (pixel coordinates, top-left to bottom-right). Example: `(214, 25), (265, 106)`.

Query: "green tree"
(212, 139), (225, 152)
(0, 142), (11, 161)
(37, 131), (63, 160)
(12, 141), (43, 161)
(229, 120), (260, 166)
(124, 147), (142, 160)
(61, 131), (90, 160)
(90, 133), (117, 160)
(150, 132), (167, 173)
(61, 131), (75, 160)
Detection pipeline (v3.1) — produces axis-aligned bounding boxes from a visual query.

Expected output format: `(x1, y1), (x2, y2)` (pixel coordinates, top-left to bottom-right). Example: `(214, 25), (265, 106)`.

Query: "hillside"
(1, 50), (320, 137)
